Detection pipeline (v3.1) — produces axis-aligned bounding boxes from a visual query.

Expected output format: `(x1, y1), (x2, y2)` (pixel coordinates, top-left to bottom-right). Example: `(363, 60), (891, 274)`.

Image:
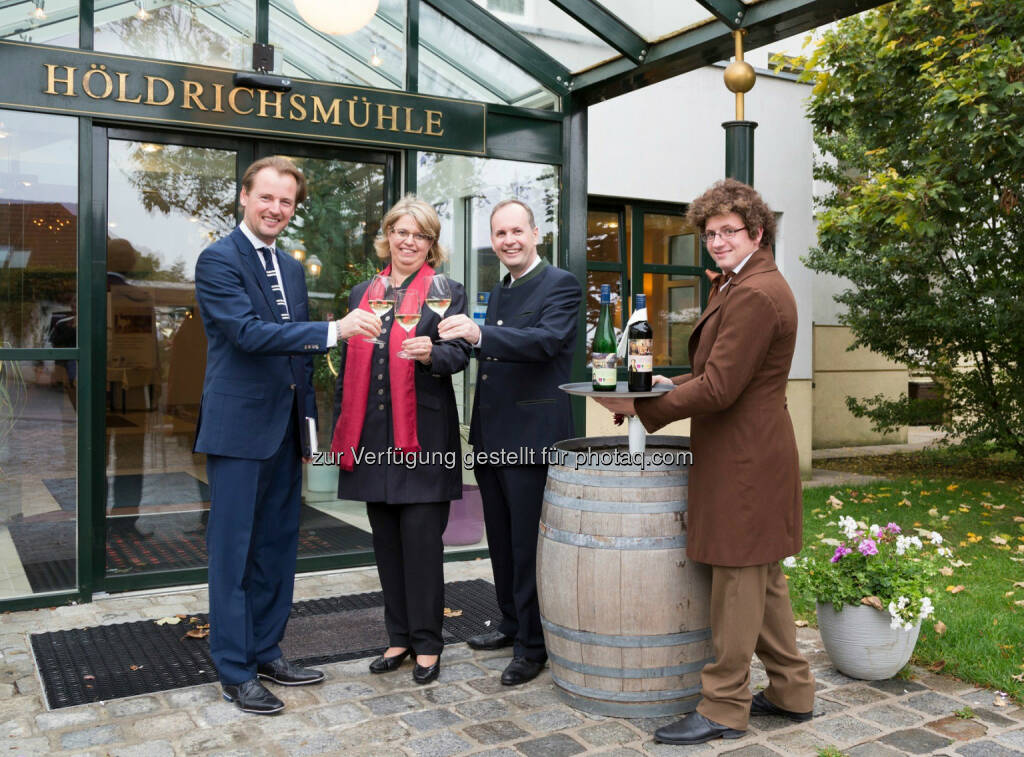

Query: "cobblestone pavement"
(3, 560), (1023, 756)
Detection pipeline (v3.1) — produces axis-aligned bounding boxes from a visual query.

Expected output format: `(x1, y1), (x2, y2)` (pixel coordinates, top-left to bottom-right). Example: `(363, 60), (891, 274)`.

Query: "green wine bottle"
(591, 284), (618, 391)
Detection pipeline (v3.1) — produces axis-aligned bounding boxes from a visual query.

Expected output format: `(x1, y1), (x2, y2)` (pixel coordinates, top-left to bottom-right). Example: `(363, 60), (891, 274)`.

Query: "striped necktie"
(258, 247), (291, 322)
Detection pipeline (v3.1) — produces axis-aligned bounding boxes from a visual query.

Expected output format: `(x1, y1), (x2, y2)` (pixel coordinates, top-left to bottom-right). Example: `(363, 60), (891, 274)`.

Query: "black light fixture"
(233, 43), (293, 92)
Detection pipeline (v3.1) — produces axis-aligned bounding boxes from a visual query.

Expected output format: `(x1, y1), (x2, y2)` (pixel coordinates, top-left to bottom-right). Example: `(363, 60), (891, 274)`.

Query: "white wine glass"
(426, 274), (458, 343)
(426, 274), (452, 318)
(394, 289), (422, 359)
(364, 274), (394, 345)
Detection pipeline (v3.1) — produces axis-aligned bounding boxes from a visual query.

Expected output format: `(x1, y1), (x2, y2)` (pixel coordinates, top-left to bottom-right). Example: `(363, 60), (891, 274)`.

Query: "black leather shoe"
(256, 657), (325, 686)
(413, 658), (441, 685)
(222, 679), (284, 715)
(750, 690), (813, 722)
(467, 629), (514, 650)
(654, 711), (745, 745)
(500, 657), (545, 686)
(369, 649), (410, 674)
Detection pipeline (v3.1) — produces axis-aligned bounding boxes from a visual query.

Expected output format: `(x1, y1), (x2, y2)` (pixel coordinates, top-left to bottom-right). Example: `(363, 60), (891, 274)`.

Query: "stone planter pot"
(816, 602), (920, 680)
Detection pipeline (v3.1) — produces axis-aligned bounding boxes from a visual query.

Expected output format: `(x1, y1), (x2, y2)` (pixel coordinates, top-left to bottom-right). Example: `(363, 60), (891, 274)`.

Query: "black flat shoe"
(467, 629), (514, 650)
(653, 711), (745, 745)
(369, 649), (411, 674)
(222, 679), (284, 715)
(749, 690), (813, 722)
(500, 657), (545, 686)
(413, 658), (441, 685)
(256, 657), (325, 686)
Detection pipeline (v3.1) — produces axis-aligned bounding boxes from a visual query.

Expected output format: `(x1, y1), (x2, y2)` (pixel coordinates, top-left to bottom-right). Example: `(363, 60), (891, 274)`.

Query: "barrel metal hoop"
(539, 523), (686, 550)
(547, 466), (687, 488)
(541, 617), (712, 647)
(551, 675), (704, 703)
(543, 489), (686, 515)
(553, 687), (698, 717)
(548, 651), (713, 679)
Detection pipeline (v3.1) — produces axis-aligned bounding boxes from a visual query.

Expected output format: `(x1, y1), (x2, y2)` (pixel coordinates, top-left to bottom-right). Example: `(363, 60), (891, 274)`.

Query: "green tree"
(794, 0), (1024, 455)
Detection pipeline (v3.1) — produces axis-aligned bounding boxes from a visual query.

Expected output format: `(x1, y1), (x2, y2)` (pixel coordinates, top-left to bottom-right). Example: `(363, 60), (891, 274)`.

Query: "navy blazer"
(193, 227), (330, 460)
(469, 263), (581, 457)
(332, 277), (471, 504)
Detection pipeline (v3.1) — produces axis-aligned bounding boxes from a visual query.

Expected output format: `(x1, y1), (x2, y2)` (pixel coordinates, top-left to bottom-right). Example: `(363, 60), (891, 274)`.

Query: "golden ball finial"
(724, 60), (756, 93)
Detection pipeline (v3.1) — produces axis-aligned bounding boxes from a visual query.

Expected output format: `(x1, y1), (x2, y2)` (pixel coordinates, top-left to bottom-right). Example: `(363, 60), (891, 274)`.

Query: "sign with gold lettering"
(0, 41), (486, 155)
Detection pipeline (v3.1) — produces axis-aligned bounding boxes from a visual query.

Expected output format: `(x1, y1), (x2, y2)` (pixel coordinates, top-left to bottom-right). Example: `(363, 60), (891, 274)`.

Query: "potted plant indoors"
(783, 515), (952, 680)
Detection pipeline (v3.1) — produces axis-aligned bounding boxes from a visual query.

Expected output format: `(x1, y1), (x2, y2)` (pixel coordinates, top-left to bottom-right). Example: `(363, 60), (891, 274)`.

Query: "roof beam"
(572, 0), (890, 105)
(693, 0), (748, 30)
(547, 0), (647, 64)
(425, 0), (571, 96)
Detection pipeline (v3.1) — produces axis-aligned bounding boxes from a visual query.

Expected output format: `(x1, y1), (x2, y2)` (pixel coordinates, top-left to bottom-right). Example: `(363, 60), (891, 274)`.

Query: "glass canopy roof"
(0, 0), (885, 110)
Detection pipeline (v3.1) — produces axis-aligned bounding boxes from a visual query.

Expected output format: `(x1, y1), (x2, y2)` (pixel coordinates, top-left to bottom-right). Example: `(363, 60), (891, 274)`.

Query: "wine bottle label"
(591, 353), (617, 387)
(628, 339), (653, 372)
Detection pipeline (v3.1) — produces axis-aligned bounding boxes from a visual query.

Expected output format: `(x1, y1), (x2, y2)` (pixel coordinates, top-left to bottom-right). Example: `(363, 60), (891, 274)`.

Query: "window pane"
(94, 1), (255, 69)
(270, 0), (405, 89)
(643, 212), (699, 267)
(0, 0), (79, 47)
(419, 3), (557, 109)
(1, 359), (77, 598)
(595, 1), (714, 44)
(642, 272), (700, 367)
(0, 108), (77, 349)
(587, 210), (621, 263)
(494, 0), (617, 72)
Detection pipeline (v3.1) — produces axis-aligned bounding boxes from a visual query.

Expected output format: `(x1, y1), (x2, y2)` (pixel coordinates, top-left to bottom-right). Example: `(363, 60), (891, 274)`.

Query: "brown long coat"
(634, 247), (802, 567)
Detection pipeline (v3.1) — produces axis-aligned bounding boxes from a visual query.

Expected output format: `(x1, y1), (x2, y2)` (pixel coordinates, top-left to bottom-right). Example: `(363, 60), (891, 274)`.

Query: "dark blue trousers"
(475, 463), (548, 663)
(206, 418), (301, 685)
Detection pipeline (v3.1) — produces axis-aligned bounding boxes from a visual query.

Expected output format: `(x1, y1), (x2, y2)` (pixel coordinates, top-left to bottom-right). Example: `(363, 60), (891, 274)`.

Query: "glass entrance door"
(99, 128), (390, 589)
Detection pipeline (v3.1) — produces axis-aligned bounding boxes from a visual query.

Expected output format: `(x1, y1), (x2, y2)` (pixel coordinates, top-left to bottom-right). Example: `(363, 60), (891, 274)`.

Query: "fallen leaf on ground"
(1014, 600), (1024, 607)
(794, 620), (808, 627)
(993, 505), (1006, 510)
(1014, 582), (1024, 588)
(1005, 591), (1015, 597)
(946, 585), (967, 594)
(992, 536), (1008, 545)
(184, 628), (209, 639)
(827, 495), (843, 508)
(947, 484), (960, 491)
(83, 674), (95, 681)
(950, 560), (973, 567)
(994, 697), (1008, 708)
(1013, 672), (1024, 682)
(1015, 516), (1024, 523)
(861, 596), (884, 611)
(129, 664), (143, 671)
(940, 567), (954, 576)
(928, 660), (947, 672)
(443, 608), (463, 617)
(154, 617), (181, 625)
(933, 621), (947, 635)
(928, 508), (940, 517)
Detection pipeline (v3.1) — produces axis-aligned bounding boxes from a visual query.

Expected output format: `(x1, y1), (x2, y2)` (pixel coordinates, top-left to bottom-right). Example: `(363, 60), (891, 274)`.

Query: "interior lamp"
(294, 0), (379, 35)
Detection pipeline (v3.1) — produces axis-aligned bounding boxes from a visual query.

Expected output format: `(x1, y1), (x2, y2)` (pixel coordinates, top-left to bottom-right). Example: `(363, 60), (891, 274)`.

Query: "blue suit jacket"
(469, 263), (581, 457)
(193, 227), (330, 460)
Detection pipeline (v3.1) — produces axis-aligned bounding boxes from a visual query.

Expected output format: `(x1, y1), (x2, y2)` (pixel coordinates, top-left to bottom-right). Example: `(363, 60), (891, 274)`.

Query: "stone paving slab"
(4, 559), (1024, 756)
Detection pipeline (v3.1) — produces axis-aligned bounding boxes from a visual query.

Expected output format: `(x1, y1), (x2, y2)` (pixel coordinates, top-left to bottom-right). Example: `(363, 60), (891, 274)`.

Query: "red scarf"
(331, 264), (434, 471)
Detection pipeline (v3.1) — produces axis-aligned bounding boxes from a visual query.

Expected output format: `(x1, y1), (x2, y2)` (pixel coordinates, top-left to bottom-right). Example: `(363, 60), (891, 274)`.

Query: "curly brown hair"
(686, 179), (776, 248)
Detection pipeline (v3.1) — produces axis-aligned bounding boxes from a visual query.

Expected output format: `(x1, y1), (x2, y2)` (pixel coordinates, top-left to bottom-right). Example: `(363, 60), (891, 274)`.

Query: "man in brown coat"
(597, 179), (815, 745)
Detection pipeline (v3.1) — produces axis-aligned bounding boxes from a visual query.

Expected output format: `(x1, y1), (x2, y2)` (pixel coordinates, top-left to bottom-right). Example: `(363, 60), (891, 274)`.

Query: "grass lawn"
(795, 473), (1024, 702)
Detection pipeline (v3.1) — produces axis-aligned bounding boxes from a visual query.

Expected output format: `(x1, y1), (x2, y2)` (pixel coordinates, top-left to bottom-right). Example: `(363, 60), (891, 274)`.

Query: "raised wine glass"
(394, 288), (422, 359)
(426, 274), (452, 318)
(363, 274), (394, 345)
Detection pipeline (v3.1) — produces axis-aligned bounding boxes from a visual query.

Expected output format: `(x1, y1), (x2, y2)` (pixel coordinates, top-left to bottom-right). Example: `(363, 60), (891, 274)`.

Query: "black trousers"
(474, 463), (548, 662)
(367, 501), (450, 655)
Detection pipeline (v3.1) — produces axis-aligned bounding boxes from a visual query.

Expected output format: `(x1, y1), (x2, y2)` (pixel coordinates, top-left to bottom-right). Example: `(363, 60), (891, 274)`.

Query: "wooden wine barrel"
(536, 436), (712, 717)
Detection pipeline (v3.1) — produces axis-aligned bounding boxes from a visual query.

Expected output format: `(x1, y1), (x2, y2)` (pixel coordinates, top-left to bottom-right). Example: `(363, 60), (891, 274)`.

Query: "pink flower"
(859, 538), (879, 556)
(886, 522), (902, 534)
(831, 545), (852, 563)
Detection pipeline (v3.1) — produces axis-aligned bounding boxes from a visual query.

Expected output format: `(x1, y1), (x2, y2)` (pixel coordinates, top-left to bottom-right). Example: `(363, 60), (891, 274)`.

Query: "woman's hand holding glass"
(363, 274), (395, 345)
(395, 289), (431, 362)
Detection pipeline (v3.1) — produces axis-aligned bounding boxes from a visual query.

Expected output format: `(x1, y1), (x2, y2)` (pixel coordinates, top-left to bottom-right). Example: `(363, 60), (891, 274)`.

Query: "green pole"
(723, 119), (757, 185)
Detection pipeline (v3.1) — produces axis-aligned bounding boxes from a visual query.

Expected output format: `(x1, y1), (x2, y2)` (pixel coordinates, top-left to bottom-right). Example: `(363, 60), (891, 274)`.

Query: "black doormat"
(31, 578), (501, 709)
(10, 505), (374, 593)
(43, 471), (211, 513)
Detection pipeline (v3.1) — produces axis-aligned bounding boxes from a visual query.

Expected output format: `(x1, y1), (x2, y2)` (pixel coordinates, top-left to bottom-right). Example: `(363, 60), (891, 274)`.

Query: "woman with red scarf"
(331, 196), (470, 685)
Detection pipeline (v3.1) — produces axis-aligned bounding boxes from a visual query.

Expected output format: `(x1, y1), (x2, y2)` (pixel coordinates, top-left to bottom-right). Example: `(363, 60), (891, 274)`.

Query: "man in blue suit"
(194, 156), (380, 714)
(439, 199), (581, 686)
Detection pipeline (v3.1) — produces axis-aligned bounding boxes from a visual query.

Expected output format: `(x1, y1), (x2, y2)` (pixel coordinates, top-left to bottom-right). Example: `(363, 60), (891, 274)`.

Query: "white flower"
(869, 523), (883, 537)
(838, 515), (859, 539)
(930, 531), (943, 545)
(909, 536), (923, 550)
(919, 597), (934, 619)
(937, 546), (953, 557)
(889, 614), (902, 630)
(895, 535), (909, 555)
(782, 556), (797, 568)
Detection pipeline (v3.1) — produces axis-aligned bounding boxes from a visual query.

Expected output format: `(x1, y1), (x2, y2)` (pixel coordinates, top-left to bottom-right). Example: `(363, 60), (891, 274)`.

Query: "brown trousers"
(696, 562), (815, 730)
